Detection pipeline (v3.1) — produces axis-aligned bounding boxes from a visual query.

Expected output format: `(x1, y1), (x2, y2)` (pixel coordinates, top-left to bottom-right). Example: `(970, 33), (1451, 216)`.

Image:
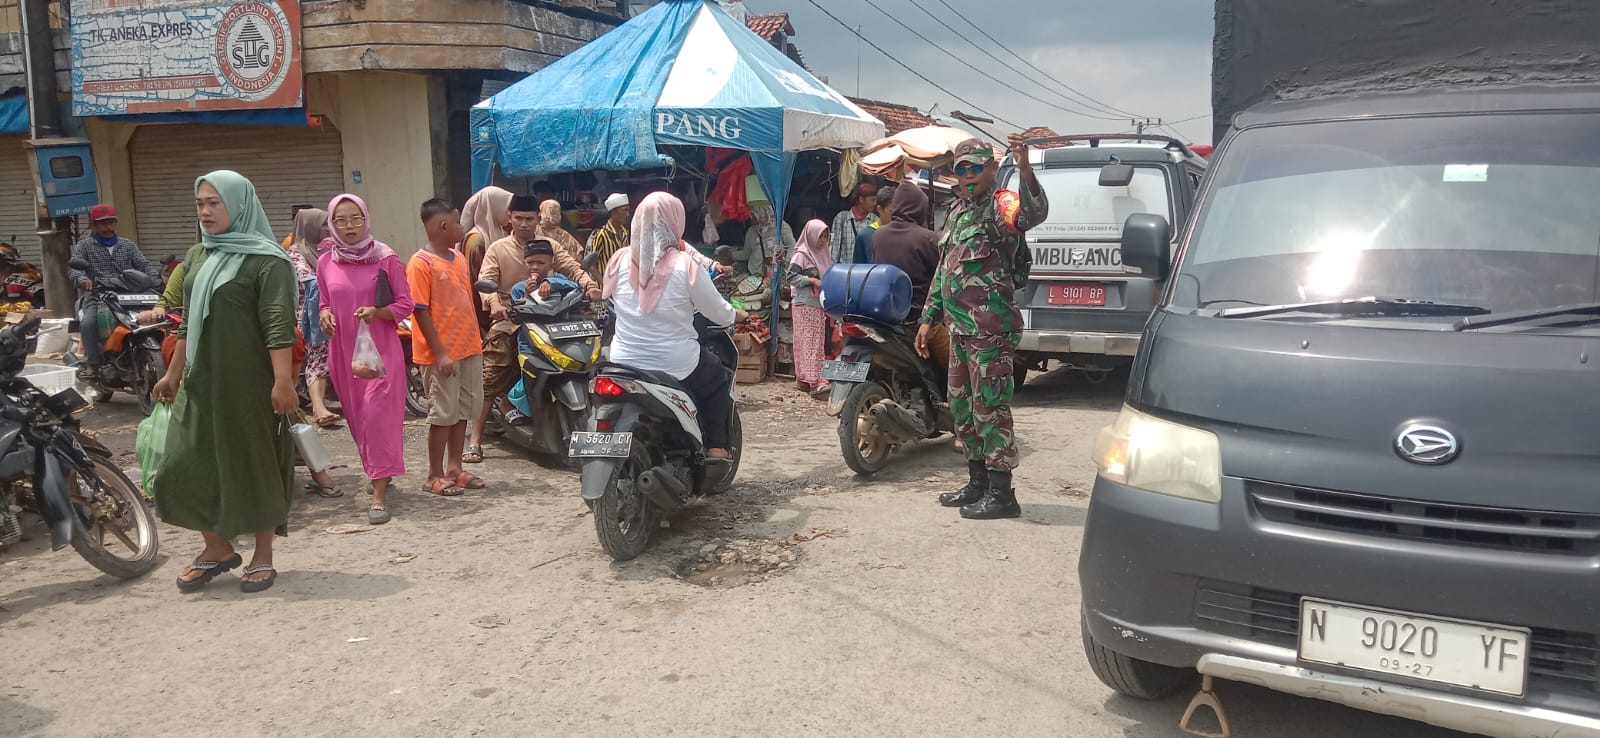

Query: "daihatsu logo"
(1396, 424), (1459, 465)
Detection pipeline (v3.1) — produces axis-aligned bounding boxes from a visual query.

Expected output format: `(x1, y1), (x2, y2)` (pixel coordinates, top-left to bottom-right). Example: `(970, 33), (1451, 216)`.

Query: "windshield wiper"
(1216, 296), (1491, 320)
(1452, 302), (1600, 331)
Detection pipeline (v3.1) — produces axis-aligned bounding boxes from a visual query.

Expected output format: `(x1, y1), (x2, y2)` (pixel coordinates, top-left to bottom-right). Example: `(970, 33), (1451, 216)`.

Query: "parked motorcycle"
(0, 316), (160, 579)
(825, 317), (954, 475)
(396, 317), (428, 418)
(575, 314), (743, 560)
(65, 258), (170, 415)
(473, 276), (604, 459)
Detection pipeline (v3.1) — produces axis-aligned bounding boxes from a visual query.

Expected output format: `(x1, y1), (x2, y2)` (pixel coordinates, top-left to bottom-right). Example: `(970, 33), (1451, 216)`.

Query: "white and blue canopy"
(470, 0), (884, 218)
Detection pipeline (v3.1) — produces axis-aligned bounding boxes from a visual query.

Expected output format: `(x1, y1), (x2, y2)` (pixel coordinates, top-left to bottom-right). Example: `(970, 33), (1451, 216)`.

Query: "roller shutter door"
(0, 137), (42, 263)
(130, 124), (344, 261)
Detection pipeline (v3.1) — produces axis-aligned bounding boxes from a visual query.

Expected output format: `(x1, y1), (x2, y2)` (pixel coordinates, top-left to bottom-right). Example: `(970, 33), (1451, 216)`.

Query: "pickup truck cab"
(998, 135), (1207, 383)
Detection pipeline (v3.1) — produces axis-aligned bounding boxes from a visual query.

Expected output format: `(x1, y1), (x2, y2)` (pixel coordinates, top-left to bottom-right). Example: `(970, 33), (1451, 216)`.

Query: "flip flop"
(176, 552), (242, 593)
(429, 478), (464, 497)
(313, 414), (344, 429)
(239, 564), (276, 593)
(304, 481), (343, 498)
(462, 445), (484, 464)
(369, 504), (392, 525)
(452, 471), (486, 491)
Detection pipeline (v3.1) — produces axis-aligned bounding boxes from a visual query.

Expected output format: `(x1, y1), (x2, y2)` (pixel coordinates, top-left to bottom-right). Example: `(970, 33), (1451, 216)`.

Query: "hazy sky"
(742, 0), (1214, 143)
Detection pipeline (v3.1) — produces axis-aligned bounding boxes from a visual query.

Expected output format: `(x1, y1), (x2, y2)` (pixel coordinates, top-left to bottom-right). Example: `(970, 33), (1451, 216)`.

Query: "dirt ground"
(1, 371), (1467, 737)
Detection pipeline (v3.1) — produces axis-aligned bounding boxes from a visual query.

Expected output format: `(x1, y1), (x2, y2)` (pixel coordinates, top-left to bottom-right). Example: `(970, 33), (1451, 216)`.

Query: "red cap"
(90, 204), (117, 222)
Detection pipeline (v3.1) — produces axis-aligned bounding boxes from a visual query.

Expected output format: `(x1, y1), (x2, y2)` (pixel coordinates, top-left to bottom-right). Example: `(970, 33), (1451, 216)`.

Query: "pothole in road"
(673, 528), (837, 588)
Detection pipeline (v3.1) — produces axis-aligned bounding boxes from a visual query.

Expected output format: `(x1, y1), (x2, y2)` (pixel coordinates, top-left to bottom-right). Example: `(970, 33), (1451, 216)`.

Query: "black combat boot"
(938, 461), (987, 507)
(960, 470), (1022, 519)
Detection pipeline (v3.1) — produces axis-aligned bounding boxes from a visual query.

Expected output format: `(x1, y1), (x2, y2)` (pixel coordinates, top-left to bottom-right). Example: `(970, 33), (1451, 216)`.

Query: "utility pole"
(1131, 117), (1163, 137)
(20, 0), (75, 316)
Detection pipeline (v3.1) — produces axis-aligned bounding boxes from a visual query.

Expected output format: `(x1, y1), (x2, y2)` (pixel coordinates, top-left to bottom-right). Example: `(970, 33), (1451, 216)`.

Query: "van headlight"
(1093, 405), (1222, 503)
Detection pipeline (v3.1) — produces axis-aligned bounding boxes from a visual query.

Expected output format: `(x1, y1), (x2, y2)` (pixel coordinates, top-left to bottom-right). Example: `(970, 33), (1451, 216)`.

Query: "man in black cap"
(467, 194), (600, 462)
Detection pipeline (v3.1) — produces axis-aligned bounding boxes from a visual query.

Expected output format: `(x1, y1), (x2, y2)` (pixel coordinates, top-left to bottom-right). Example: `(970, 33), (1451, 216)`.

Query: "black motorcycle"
(65, 258), (170, 415)
(824, 315), (954, 475)
(0, 317), (160, 579)
(574, 315), (743, 560)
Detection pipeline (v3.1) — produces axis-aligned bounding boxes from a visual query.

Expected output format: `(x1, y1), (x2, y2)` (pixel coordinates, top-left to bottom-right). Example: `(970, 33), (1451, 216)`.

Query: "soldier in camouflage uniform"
(916, 135), (1048, 519)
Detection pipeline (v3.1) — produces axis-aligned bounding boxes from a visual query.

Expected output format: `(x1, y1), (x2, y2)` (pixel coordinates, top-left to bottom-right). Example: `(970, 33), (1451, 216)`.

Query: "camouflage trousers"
(948, 332), (1021, 471)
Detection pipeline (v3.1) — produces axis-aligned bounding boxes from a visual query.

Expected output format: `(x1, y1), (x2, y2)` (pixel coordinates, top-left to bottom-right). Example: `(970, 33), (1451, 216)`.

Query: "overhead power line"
(904, 0), (1142, 121)
(799, 0), (1024, 129)
(929, 0), (1145, 121)
(852, 0), (1128, 122)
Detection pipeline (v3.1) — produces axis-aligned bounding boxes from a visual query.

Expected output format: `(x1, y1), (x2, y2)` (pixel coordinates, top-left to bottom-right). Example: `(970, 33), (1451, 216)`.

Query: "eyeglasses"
(953, 161), (990, 176)
(332, 216), (366, 228)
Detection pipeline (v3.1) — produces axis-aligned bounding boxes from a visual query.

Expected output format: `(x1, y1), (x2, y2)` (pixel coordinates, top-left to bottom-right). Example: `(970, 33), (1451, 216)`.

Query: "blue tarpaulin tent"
(469, 0), (884, 224)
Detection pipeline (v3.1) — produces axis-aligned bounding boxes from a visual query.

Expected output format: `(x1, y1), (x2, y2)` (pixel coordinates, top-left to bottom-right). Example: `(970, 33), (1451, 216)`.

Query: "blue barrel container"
(821, 263), (912, 325)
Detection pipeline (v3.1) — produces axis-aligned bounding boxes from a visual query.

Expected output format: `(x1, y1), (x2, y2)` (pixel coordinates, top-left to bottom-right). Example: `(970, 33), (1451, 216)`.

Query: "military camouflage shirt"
(922, 178), (1048, 336)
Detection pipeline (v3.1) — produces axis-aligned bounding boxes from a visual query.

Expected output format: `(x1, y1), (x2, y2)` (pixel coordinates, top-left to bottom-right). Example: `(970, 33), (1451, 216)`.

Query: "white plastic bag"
(351, 322), (385, 379)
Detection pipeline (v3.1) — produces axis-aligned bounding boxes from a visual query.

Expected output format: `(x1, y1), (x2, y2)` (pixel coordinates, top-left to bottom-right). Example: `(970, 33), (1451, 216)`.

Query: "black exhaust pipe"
(867, 398), (925, 443)
(636, 465), (689, 512)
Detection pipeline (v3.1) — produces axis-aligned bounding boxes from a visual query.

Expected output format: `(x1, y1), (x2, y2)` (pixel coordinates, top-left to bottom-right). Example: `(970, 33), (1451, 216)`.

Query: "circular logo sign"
(216, 3), (291, 98)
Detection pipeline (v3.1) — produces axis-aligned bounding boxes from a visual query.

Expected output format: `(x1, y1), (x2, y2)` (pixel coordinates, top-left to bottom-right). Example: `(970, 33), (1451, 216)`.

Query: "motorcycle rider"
(509, 238), (581, 358)
(873, 183), (948, 369)
(603, 192), (746, 459)
(69, 204), (160, 380)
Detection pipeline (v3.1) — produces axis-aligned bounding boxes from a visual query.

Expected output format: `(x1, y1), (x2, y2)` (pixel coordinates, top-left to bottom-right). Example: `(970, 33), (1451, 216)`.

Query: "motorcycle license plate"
(821, 360), (870, 383)
(117, 293), (162, 305)
(545, 320), (601, 339)
(569, 431), (633, 458)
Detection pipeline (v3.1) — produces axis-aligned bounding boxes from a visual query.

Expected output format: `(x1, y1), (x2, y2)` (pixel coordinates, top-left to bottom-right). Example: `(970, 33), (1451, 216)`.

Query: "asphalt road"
(1, 370), (1472, 737)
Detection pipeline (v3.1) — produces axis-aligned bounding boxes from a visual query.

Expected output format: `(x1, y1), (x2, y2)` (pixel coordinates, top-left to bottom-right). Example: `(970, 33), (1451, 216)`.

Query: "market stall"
(469, 0), (881, 230)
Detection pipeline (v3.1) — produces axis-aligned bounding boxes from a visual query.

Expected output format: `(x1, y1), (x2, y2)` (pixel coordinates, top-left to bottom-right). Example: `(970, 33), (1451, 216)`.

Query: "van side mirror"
(1099, 162), (1135, 187)
(474, 279), (499, 294)
(1121, 213), (1171, 279)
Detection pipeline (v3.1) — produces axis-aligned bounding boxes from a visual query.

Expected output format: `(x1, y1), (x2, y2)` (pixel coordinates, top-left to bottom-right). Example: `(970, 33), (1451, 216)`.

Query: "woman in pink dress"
(316, 194), (414, 525)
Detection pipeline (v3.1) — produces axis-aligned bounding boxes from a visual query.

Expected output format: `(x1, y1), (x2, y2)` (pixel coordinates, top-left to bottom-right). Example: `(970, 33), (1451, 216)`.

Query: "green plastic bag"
(135, 403), (171, 500)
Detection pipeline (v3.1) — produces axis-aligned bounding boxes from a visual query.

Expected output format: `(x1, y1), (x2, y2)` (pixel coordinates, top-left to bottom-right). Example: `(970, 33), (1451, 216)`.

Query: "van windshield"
(1021, 166), (1173, 241)
(1171, 113), (1600, 323)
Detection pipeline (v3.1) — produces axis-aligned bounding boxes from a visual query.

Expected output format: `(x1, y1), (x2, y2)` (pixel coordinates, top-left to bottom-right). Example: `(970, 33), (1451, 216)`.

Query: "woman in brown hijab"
(535, 199), (586, 262)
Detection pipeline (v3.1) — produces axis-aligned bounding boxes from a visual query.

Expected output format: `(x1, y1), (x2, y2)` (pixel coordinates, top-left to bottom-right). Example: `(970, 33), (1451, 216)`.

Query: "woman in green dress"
(153, 170), (299, 594)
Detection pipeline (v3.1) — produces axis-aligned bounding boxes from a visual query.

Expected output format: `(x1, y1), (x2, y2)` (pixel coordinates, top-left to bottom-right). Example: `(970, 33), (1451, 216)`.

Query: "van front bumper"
(1017, 329), (1140, 356)
(1200, 653), (1600, 738)
(1080, 476), (1600, 729)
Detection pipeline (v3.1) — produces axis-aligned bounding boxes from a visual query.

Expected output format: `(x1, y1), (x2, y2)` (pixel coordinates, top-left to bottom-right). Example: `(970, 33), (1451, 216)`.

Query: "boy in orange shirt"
(407, 198), (488, 496)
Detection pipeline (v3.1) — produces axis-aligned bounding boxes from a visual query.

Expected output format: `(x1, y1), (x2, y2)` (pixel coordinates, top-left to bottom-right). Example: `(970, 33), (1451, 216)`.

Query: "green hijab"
(186, 170), (291, 366)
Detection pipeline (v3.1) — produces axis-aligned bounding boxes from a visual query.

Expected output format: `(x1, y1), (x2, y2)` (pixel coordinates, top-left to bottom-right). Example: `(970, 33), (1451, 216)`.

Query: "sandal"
(239, 564), (277, 593)
(462, 445), (484, 464)
(304, 481), (343, 498)
(176, 552), (242, 592)
(452, 471), (486, 490)
(369, 504), (392, 525)
(313, 413), (343, 429)
(429, 478), (464, 497)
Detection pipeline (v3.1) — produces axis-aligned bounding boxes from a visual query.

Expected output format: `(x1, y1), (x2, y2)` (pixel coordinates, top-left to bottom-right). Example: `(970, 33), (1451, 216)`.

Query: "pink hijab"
(325, 193), (391, 264)
(602, 191), (695, 314)
(789, 219), (832, 274)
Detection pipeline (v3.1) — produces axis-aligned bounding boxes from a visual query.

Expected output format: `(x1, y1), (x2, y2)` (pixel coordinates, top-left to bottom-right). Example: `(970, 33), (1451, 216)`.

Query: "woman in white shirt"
(604, 192), (747, 458)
